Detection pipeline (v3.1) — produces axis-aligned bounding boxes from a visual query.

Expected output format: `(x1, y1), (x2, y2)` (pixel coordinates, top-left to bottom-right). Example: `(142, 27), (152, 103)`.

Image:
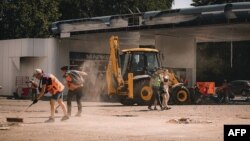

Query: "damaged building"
(0, 2), (250, 98)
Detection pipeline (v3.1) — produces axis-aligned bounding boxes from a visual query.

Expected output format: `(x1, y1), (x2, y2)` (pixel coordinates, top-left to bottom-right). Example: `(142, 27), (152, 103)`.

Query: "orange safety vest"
(65, 74), (82, 91)
(46, 74), (65, 94)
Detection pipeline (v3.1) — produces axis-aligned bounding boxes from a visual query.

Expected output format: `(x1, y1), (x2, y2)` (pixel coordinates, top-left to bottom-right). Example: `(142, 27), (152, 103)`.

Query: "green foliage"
(59, 0), (174, 20)
(0, 0), (173, 39)
(0, 0), (60, 39)
(191, 0), (250, 6)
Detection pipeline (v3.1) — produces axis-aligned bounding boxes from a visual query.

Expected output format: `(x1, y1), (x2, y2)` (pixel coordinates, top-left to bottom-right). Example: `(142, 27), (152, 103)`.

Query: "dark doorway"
(196, 41), (250, 86)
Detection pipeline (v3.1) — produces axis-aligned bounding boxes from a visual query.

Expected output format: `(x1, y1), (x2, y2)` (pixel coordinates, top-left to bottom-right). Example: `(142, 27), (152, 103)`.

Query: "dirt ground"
(0, 97), (250, 141)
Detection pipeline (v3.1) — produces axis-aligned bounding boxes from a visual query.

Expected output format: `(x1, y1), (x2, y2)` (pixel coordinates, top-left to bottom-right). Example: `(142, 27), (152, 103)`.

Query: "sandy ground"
(0, 97), (250, 141)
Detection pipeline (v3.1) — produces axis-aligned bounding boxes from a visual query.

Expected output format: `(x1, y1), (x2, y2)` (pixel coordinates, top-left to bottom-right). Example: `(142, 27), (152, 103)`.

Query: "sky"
(172, 0), (193, 9)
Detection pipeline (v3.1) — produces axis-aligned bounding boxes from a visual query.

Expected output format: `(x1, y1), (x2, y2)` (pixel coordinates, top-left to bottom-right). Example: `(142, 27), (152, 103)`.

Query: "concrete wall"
(57, 32), (140, 67)
(0, 33), (197, 96)
(0, 38), (59, 96)
(58, 33), (197, 87)
(155, 35), (196, 86)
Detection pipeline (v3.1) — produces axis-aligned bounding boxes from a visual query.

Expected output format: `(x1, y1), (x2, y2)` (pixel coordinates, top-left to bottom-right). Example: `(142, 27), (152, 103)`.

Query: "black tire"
(188, 88), (201, 104)
(134, 79), (153, 105)
(171, 86), (190, 105)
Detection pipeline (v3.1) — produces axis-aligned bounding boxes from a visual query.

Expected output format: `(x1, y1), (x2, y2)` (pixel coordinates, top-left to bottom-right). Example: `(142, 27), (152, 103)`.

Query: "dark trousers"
(148, 86), (162, 108)
(67, 87), (83, 115)
(31, 89), (37, 101)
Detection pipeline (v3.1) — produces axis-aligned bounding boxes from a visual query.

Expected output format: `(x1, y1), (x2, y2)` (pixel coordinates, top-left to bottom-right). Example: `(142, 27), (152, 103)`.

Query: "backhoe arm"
(106, 36), (124, 95)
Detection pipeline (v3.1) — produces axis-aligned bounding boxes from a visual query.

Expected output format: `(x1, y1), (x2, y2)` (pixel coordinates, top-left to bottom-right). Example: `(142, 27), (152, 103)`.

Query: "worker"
(160, 69), (171, 110)
(218, 79), (230, 103)
(28, 79), (38, 101)
(32, 68), (69, 122)
(148, 68), (163, 110)
(180, 74), (188, 86)
(60, 66), (88, 117)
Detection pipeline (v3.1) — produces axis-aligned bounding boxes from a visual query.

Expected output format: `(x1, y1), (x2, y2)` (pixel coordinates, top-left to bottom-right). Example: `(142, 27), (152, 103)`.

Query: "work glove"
(32, 99), (38, 104)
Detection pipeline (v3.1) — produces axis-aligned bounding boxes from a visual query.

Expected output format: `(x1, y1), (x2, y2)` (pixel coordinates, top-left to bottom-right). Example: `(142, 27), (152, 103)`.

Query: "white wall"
(155, 35), (196, 86)
(57, 32), (140, 67)
(0, 38), (59, 96)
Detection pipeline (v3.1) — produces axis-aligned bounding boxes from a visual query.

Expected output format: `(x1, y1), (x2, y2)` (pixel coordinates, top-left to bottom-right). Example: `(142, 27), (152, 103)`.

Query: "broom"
(6, 103), (34, 123)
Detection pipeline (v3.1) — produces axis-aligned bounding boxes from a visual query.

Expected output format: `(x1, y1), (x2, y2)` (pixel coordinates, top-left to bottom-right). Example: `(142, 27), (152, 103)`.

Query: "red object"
(22, 88), (30, 96)
(196, 82), (215, 95)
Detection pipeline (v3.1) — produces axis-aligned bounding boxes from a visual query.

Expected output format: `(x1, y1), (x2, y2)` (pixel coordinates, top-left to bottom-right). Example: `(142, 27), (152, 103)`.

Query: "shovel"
(6, 103), (34, 123)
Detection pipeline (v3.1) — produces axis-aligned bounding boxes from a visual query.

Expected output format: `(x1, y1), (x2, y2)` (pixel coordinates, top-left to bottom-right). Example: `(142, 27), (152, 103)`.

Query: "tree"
(59, 0), (174, 20)
(191, 0), (250, 6)
(0, 0), (174, 39)
(0, 0), (60, 39)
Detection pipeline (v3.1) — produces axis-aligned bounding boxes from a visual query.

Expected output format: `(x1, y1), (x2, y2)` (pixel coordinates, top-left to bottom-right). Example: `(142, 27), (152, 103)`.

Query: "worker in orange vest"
(32, 68), (69, 123)
(61, 66), (88, 117)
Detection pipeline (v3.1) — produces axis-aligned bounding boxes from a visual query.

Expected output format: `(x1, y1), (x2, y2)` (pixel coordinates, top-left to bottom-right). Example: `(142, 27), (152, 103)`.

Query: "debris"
(179, 118), (191, 124)
(113, 115), (137, 117)
(168, 118), (212, 124)
(168, 119), (178, 123)
(0, 126), (10, 130)
(236, 114), (250, 119)
(0, 122), (10, 130)
(168, 118), (190, 124)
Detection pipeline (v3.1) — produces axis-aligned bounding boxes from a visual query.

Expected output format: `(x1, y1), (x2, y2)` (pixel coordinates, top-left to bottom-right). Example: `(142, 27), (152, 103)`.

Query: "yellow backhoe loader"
(106, 36), (190, 105)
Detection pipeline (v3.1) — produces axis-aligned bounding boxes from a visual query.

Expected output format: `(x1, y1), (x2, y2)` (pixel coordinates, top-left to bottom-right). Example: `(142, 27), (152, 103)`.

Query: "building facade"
(1, 2), (250, 96)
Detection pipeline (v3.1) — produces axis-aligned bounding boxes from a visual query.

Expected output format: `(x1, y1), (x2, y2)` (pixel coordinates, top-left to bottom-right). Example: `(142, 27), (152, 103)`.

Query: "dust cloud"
(79, 60), (108, 102)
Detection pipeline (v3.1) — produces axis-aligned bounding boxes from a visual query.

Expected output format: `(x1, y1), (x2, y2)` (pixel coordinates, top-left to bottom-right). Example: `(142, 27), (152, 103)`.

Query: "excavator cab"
(120, 49), (160, 79)
(114, 48), (161, 105)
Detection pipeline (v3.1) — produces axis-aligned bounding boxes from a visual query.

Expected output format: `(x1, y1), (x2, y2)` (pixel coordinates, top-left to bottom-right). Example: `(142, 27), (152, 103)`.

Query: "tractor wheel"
(134, 79), (153, 105)
(172, 86), (190, 105)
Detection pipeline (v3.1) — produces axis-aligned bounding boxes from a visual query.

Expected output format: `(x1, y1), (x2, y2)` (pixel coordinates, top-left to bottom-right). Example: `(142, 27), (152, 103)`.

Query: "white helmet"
(163, 75), (169, 82)
(33, 68), (43, 76)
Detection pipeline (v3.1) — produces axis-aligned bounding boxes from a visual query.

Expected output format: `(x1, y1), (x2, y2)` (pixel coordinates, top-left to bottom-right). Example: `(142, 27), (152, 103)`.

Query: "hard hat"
(163, 75), (169, 82)
(33, 68), (43, 76)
